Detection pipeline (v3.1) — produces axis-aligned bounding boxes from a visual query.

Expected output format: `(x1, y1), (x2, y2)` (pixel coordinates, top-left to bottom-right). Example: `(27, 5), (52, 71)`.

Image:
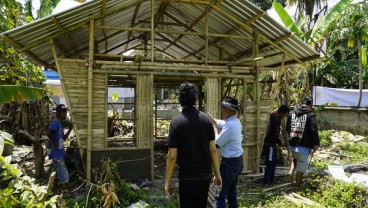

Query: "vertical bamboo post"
(198, 85), (204, 111)
(205, 5), (209, 64)
(87, 17), (95, 182)
(104, 73), (108, 148)
(151, 0), (155, 62)
(253, 31), (261, 173)
(242, 79), (248, 172)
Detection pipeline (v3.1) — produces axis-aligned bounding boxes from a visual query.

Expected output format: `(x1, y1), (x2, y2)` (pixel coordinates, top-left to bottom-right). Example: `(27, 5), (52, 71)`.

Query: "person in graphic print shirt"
(286, 97), (320, 192)
(47, 104), (73, 194)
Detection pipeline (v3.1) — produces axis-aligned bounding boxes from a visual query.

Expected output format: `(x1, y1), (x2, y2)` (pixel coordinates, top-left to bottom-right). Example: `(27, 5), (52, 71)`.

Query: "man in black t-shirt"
(165, 82), (222, 208)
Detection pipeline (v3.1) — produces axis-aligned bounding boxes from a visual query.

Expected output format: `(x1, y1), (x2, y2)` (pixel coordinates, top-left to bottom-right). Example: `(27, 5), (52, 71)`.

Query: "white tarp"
(313, 86), (368, 107)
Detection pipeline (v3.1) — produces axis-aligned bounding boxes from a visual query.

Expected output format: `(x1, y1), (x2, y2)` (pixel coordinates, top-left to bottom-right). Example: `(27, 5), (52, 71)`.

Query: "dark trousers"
(214, 156), (243, 208)
(179, 177), (211, 208)
(263, 143), (277, 185)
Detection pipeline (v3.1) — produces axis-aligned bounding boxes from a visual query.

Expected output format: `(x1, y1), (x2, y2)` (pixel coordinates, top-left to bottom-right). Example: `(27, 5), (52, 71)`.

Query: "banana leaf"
(272, 1), (302, 38)
(0, 85), (45, 104)
(312, 0), (353, 42)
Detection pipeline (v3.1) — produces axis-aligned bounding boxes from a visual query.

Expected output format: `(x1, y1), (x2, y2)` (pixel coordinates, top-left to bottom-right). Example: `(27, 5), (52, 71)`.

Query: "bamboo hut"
(1, 0), (319, 181)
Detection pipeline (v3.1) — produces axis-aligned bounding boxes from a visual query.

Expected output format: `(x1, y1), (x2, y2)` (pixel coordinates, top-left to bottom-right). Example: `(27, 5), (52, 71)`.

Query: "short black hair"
(178, 82), (197, 107)
(278, 105), (290, 113)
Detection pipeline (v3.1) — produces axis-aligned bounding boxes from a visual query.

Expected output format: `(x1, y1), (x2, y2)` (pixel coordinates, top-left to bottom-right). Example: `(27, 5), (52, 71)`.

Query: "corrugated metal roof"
(1, 0), (320, 68)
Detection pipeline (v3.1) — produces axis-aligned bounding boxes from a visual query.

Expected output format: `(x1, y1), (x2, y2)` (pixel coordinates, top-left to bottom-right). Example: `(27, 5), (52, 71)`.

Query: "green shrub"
(304, 177), (368, 208)
(319, 130), (332, 147)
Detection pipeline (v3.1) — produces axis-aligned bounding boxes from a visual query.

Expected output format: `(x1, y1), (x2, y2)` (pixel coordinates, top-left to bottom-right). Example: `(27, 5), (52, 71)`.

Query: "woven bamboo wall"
(243, 100), (273, 172)
(135, 75), (153, 148)
(205, 77), (220, 117)
(59, 59), (107, 150)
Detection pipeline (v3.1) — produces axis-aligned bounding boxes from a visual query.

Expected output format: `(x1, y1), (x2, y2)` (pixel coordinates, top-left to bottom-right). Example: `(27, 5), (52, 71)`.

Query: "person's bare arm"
(209, 140), (222, 186)
(165, 148), (177, 196)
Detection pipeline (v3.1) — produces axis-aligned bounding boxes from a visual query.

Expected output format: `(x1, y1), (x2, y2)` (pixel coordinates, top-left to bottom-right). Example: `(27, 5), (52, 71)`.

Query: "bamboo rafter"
(183, 12), (264, 59)
(162, 0), (224, 51)
(125, 2), (142, 51)
(101, 0), (108, 52)
(51, 16), (78, 51)
(210, 4), (305, 66)
(18, 0), (147, 53)
(1, 34), (50, 67)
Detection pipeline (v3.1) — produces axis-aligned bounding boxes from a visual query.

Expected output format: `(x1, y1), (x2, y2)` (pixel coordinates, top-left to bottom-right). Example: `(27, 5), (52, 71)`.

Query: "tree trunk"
(34, 129), (45, 178)
(357, 40), (363, 107)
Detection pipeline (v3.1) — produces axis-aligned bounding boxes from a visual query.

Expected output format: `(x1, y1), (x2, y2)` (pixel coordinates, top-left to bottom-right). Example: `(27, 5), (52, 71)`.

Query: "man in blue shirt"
(209, 96), (243, 208)
(286, 97), (319, 192)
(47, 104), (73, 193)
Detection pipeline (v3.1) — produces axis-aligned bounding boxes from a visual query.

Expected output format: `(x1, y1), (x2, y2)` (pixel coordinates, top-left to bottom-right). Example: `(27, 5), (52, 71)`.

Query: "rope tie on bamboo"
(227, 61), (233, 73)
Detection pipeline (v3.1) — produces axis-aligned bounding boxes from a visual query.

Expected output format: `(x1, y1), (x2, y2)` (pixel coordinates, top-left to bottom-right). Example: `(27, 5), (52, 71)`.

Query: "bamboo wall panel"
(243, 101), (273, 172)
(205, 77), (220, 117)
(135, 75), (153, 148)
(59, 60), (107, 150)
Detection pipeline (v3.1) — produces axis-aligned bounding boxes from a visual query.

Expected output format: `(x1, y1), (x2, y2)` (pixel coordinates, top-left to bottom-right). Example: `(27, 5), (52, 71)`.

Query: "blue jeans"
(52, 157), (69, 184)
(263, 144), (277, 185)
(214, 156), (243, 208)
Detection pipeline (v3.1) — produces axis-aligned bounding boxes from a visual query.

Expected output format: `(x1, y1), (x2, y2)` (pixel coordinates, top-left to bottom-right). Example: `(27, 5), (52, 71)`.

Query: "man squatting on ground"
(165, 82), (222, 208)
(287, 97), (320, 192)
(208, 96), (243, 208)
(263, 105), (290, 185)
(47, 104), (73, 193)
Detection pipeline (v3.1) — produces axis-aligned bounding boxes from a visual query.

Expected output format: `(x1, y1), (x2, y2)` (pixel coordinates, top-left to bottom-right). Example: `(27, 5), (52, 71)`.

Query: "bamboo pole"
(205, 5), (209, 64)
(104, 72), (108, 148)
(94, 54), (258, 68)
(18, 0), (147, 53)
(151, 0), (155, 63)
(210, 5), (305, 66)
(90, 25), (254, 40)
(49, 39), (85, 171)
(86, 17), (95, 182)
(253, 31), (261, 173)
(1, 34), (50, 67)
(94, 69), (254, 80)
(242, 80), (248, 172)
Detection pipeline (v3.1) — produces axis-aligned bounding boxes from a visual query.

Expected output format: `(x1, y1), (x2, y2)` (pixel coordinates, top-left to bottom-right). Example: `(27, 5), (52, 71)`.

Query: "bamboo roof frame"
(0, 0), (322, 180)
(1, 0), (319, 70)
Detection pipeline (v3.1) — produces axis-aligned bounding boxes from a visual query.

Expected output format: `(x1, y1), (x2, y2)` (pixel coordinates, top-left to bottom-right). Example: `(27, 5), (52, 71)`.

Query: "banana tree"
(272, 0), (353, 101)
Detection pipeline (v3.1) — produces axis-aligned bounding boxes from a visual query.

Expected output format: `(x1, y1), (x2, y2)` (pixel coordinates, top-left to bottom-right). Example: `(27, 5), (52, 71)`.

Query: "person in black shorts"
(165, 82), (222, 208)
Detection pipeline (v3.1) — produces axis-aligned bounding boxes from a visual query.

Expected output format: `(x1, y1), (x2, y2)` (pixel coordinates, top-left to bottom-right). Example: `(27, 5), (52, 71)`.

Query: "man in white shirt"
(208, 96), (243, 208)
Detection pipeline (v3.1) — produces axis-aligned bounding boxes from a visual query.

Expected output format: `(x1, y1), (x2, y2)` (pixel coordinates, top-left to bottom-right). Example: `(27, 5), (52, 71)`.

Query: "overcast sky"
(17, 0), (361, 25)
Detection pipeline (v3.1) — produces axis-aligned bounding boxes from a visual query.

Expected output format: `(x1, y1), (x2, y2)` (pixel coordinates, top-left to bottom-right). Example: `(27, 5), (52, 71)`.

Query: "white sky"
(17, 0), (362, 26)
